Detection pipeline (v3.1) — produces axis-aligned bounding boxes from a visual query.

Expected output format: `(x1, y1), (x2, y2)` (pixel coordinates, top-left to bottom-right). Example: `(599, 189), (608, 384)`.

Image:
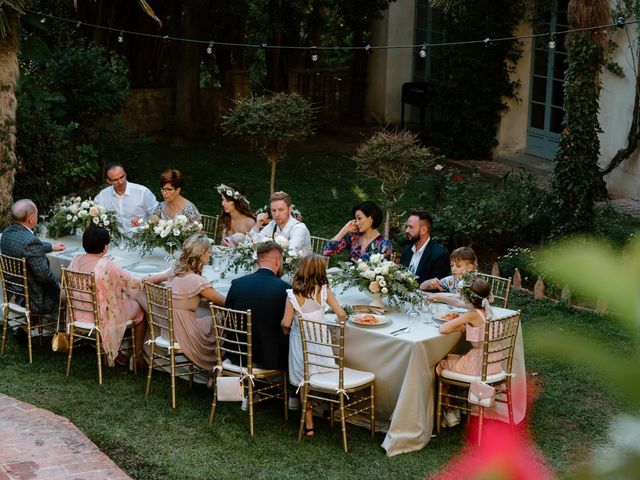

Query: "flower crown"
(458, 272), (493, 304)
(216, 184), (249, 204)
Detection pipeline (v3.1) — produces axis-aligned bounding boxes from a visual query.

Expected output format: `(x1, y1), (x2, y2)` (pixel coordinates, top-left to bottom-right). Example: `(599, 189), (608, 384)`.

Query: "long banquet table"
(45, 235), (526, 457)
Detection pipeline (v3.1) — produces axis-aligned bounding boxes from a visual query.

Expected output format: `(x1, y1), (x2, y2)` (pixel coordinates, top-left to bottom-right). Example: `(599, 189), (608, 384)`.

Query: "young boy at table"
(421, 247), (477, 306)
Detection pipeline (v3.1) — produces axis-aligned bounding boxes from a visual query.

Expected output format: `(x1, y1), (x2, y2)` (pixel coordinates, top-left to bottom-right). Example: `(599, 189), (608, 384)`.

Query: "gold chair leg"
(436, 379), (443, 433)
(477, 406), (484, 446)
(370, 383), (375, 438)
(298, 387), (309, 441)
(95, 331), (103, 385)
(145, 345), (155, 396)
(283, 372), (288, 422)
(26, 314), (33, 364)
(248, 382), (254, 436)
(208, 372), (219, 425)
(66, 325), (75, 378)
(170, 350), (177, 409)
(339, 393), (348, 453)
(1, 307), (8, 355)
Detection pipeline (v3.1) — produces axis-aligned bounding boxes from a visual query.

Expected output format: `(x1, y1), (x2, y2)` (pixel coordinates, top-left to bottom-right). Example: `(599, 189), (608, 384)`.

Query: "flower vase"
(368, 292), (386, 309)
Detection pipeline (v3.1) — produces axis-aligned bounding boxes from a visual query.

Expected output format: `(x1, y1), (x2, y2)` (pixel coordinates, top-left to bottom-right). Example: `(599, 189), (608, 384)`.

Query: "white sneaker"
(241, 397), (248, 411)
(288, 397), (301, 410)
(445, 410), (460, 428)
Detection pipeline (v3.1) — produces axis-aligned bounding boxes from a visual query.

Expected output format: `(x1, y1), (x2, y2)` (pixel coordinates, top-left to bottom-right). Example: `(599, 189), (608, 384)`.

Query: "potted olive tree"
(222, 92), (315, 194)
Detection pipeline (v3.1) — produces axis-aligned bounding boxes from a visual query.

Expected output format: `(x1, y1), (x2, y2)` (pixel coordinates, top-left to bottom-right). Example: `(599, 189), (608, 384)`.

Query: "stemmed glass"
(164, 240), (177, 262)
(38, 214), (48, 239)
(419, 296), (440, 327)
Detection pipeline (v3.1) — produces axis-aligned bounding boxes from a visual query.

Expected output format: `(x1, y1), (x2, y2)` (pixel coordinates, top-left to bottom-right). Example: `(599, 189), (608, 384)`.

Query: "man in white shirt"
(94, 163), (158, 233)
(254, 191), (312, 256)
(400, 210), (450, 288)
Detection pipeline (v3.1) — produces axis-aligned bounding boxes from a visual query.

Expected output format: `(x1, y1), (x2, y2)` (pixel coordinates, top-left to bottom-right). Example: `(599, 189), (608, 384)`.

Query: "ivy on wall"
(428, 0), (526, 159)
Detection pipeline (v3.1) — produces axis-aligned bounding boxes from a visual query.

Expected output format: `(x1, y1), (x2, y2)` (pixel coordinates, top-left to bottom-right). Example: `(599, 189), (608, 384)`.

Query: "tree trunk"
(173, 1), (206, 137)
(268, 154), (278, 195)
(0, 11), (20, 225)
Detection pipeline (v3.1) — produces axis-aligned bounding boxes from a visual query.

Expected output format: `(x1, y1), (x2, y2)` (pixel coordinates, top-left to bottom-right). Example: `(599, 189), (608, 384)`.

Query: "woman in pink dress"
(68, 226), (167, 370)
(166, 234), (225, 370)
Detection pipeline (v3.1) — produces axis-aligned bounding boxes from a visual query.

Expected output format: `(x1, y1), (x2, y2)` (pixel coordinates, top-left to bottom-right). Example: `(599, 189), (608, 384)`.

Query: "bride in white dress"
(281, 255), (346, 437)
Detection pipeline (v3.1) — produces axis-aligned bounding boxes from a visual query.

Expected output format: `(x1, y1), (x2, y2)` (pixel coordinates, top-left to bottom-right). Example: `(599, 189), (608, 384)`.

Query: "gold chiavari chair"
(478, 273), (512, 308)
(209, 304), (288, 436)
(144, 282), (196, 409)
(297, 315), (375, 452)
(201, 214), (220, 244)
(62, 267), (136, 385)
(436, 311), (521, 444)
(310, 236), (329, 255)
(0, 254), (58, 363)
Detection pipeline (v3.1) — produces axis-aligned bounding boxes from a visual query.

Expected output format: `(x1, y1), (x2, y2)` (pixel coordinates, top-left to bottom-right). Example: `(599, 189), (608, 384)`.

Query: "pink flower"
(369, 281), (381, 293)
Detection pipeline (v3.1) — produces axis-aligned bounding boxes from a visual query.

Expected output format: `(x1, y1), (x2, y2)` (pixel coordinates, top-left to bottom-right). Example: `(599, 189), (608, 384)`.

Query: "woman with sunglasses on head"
(152, 168), (202, 223)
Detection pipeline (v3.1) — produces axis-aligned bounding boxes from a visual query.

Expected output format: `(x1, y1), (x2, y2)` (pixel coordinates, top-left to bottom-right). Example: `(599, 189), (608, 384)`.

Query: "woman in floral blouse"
(322, 200), (392, 261)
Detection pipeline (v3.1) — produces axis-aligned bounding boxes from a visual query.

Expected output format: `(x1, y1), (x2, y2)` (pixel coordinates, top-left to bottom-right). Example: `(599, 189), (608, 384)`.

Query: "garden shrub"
(594, 204), (640, 248)
(419, 168), (552, 252)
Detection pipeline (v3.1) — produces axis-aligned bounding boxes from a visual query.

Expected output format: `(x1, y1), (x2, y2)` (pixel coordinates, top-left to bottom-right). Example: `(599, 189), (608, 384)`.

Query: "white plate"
(348, 314), (392, 328)
(126, 263), (166, 274)
(434, 310), (465, 322)
(326, 267), (343, 275)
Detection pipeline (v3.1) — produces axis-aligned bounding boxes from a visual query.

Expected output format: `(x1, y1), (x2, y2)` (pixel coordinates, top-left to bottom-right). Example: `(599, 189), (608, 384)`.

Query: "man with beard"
(400, 211), (450, 289)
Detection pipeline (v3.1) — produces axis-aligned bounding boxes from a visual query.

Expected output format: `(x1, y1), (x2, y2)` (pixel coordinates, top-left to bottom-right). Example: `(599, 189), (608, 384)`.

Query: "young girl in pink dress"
(436, 276), (500, 427)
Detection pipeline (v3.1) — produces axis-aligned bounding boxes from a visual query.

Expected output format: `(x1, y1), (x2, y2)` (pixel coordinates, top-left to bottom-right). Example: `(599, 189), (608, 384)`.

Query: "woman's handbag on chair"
(468, 381), (495, 408)
(51, 294), (70, 353)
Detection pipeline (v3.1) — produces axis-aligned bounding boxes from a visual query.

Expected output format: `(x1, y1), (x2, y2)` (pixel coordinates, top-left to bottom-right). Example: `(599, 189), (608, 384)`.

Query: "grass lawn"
(0, 138), (634, 479)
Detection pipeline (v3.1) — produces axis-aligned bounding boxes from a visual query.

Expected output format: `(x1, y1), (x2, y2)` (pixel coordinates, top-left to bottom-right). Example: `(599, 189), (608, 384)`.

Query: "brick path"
(0, 393), (130, 480)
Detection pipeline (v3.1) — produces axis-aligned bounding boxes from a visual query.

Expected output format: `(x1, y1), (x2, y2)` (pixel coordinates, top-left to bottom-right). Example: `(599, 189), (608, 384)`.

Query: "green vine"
(428, 0), (526, 159)
(551, 31), (607, 235)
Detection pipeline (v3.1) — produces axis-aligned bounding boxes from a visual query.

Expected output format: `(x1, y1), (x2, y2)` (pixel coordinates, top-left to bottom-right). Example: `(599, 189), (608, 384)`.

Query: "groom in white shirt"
(94, 163), (158, 233)
(254, 191), (312, 256)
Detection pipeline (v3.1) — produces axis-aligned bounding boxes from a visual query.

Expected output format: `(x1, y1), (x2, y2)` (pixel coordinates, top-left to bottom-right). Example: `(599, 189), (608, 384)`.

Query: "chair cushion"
(72, 319), (133, 332)
(222, 358), (280, 376)
(5, 302), (28, 314)
(440, 368), (506, 384)
(309, 367), (375, 391)
(155, 336), (180, 350)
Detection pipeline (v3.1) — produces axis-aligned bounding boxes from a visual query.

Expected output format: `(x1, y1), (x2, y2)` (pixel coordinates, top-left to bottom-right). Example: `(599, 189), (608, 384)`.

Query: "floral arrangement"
(128, 215), (203, 256)
(45, 196), (123, 241)
(332, 253), (419, 307)
(256, 204), (304, 222)
(225, 233), (302, 275)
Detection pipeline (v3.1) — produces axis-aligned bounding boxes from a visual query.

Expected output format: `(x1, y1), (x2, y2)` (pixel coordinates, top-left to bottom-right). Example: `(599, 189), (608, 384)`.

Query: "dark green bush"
(419, 168), (551, 252)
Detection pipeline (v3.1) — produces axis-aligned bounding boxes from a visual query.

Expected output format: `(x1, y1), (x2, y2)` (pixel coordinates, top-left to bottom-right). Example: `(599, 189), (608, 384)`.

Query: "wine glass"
(164, 240), (177, 262)
(405, 302), (419, 333)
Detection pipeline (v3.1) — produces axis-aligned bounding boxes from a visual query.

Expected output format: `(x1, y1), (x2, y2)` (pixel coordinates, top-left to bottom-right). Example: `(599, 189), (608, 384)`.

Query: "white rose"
(66, 214), (72, 220)
(142, 223), (149, 230)
(75, 196), (81, 202)
(103, 220), (110, 226)
(158, 219), (167, 228)
(100, 214), (107, 221)
(274, 235), (288, 248)
(370, 253), (383, 264)
(285, 257), (292, 264)
(175, 214), (188, 224)
(374, 267), (382, 275)
(89, 206), (99, 216)
(81, 201), (90, 209)
(160, 230), (168, 238)
(154, 226), (162, 235)
(362, 270), (376, 280)
(381, 265), (390, 275)
(381, 287), (389, 294)
(92, 216), (99, 224)
(357, 261), (369, 272)
(378, 279), (387, 287)
(287, 250), (298, 258)
(173, 228), (180, 236)
(68, 204), (78, 214)
(97, 205), (106, 214)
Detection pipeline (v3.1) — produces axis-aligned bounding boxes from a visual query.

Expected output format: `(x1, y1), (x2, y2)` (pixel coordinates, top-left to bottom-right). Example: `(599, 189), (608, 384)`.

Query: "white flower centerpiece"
(225, 232), (302, 275)
(45, 196), (123, 241)
(128, 215), (203, 256)
(333, 253), (420, 308)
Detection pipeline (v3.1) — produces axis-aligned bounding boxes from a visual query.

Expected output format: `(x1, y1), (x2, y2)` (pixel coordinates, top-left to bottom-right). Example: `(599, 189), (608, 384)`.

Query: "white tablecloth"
(45, 236), (526, 457)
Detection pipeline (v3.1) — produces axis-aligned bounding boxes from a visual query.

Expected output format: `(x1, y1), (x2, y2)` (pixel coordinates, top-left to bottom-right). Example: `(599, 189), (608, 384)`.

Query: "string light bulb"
(365, 44), (374, 55)
(548, 32), (556, 49)
(117, 31), (124, 43)
(310, 46), (319, 62)
(206, 41), (214, 54)
(40, 17), (46, 23)
(616, 17), (625, 29)
(419, 43), (429, 58)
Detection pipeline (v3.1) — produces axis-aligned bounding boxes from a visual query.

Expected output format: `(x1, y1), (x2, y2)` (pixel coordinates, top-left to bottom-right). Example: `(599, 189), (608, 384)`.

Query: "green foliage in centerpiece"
(45, 196), (122, 241)
(332, 253), (420, 307)
(128, 215), (203, 256)
(225, 233), (302, 275)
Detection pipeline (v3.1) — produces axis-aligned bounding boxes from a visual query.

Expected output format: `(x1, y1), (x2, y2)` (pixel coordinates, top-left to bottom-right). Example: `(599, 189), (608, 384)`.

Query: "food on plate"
(441, 312), (461, 321)
(354, 314), (379, 325)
